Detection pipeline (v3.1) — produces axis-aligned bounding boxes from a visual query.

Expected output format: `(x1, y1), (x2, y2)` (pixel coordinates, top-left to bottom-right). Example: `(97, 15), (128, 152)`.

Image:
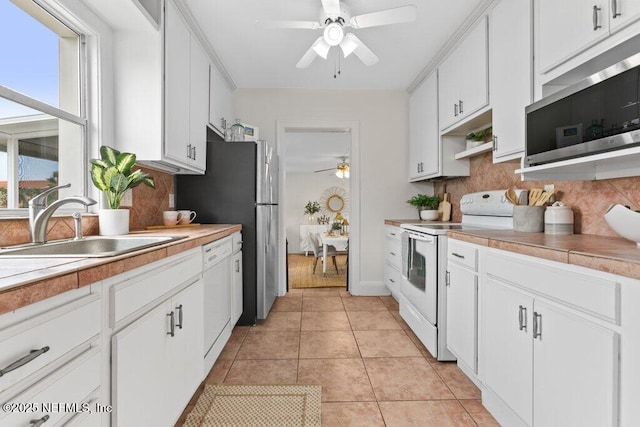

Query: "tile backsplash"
(0, 166), (174, 246)
(434, 152), (640, 237)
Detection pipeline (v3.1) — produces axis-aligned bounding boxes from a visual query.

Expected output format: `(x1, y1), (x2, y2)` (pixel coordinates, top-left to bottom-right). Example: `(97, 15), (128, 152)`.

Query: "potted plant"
(90, 145), (155, 235)
(303, 200), (321, 224)
(465, 126), (492, 149)
(407, 194), (441, 220)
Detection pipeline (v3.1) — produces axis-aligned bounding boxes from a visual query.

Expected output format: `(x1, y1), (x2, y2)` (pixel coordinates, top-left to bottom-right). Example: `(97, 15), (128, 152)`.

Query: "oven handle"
(405, 231), (436, 243)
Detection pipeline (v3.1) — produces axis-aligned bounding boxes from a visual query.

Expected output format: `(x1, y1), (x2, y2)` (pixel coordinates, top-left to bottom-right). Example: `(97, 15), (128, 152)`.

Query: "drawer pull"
(451, 252), (465, 259)
(175, 304), (183, 329)
(30, 415), (50, 426)
(204, 248), (212, 253)
(389, 278), (396, 283)
(0, 346), (50, 377)
(390, 252), (396, 256)
(167, 311), (175, 337)
(208, 254), (218, 263)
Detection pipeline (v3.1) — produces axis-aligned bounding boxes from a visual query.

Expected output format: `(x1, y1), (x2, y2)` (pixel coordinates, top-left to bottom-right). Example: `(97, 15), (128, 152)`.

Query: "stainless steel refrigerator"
(176, 129), (279, 325)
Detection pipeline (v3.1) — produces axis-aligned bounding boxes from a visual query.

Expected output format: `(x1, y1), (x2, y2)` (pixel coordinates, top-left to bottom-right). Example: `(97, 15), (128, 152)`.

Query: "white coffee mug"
(178, 210), (197, 225)
(163, 210), (182, 226)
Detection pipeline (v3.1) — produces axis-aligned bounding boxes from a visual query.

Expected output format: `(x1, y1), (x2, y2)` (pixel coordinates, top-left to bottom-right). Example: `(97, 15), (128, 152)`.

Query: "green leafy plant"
(331, 221), (343, 231)
(407, 194), (440, 210)
(466, 126), (492, 142)
(90, 145), (155, 209)
(303, 200), (321, 216)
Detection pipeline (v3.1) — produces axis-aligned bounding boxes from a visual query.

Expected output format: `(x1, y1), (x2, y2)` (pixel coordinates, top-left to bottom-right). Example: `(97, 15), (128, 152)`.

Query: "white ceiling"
(283, 131), (350, 174)
(186, 0), (485, 90)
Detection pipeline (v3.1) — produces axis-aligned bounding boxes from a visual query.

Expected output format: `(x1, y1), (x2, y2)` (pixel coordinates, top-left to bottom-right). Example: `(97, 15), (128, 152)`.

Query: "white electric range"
(399, 189), (527, 361)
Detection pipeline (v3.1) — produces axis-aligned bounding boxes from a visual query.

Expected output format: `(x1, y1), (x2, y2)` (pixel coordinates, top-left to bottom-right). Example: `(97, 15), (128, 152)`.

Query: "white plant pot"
(420, 209), (439, 221)
(99, 209), (130, 236)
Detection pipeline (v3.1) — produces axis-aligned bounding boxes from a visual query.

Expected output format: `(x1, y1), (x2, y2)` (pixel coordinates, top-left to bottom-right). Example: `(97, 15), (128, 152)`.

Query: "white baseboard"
(349, 281), (391, 296)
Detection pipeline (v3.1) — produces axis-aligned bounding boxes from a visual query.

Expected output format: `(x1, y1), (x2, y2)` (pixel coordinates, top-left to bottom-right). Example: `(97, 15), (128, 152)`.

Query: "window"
(0, 0), (85, 211)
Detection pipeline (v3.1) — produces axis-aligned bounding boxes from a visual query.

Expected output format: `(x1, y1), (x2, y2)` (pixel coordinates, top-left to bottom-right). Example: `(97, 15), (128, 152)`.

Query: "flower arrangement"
(303, 200), (321, 216)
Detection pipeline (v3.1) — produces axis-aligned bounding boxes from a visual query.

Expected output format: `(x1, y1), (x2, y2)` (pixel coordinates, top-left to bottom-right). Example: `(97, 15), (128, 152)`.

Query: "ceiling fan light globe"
(323, 22), (344, 46)
(311, 37), (331, 59)
(339, 35), (358, 57)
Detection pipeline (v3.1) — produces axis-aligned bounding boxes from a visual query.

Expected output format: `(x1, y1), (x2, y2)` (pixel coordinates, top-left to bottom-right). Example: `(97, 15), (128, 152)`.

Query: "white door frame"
(276, 120), (360, 295)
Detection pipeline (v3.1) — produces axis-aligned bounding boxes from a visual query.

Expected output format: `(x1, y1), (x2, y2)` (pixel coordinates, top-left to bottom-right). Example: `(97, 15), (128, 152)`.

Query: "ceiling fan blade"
(321, 0), (341, 17)
(314, 167), (335, 173)
(257, 20), (322, 30)
(349, 5), (417, 29)
(342, 33), (378, 66)
(296, 43), (320, 68)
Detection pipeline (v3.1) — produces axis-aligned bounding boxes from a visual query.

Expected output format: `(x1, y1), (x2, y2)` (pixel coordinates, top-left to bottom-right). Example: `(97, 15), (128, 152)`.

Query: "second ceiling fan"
(315, 156), (350, 178)
(260, 0), (417, 69)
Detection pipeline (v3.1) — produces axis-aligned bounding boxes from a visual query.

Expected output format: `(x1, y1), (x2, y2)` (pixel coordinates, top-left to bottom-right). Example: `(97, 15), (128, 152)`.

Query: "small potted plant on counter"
(407, 194), (441, 220)
(90, 145), (155, 235)
(303, 200), (321, 224)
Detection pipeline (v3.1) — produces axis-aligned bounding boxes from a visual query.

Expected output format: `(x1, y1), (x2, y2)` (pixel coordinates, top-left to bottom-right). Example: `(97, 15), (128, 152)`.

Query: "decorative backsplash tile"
(0, 166), (174, 246)
(434, 152), (639, 237)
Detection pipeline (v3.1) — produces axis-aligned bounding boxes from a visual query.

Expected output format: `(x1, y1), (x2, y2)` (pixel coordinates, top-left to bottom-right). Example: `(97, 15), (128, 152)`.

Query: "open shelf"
(454, 141), (494, 160)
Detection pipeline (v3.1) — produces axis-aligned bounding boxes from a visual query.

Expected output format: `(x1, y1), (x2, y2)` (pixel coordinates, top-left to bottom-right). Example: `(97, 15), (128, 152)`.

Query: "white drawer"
(385, 238), (401, 269)
(385, 225), (401, 240)
(203, 236), (233, 268)
(486, 249), (620, 323)
(0, 349), (101, 426)
(0, 295), (100, 394)
(384, 263), (400, 295)
(111, 249), (202, 326)
(447, 239), (478, 271)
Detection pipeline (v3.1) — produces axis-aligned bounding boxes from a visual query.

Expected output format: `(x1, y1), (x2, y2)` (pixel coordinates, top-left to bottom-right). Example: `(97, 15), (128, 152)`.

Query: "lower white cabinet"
(482, 249), (619, 427)
(383, 225), (402, 297)
(446, 262), (477, 373)
(232, 250), (243, 325)
(112, 278), (204, 427)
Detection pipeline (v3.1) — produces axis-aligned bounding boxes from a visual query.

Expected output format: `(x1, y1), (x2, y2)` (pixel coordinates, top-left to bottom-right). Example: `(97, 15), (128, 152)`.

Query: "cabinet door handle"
(186, 143), (192, 159)
(612, 0), (620, 17)
(445, 270), (450, 287)
(518, 305), (527, 331)
(221, 118), (227, 130)
(454, 103), (458, 117)
(389, 278), (396, 283)
(593, 5), (602, 30)
(458, 99), (464, 114)
(235, 259), (240, 273)
(175, 304), (183, 329)
(493, 135), (498, 152)
(167, 311), (175, 337)
(0, 346), (50, 377)
(533, 311), (542, 339)
(193, 146), (196, 161)
(451, 252), (465, 259)
(390, 252), (396, 256)
(30, 415), (50, 426)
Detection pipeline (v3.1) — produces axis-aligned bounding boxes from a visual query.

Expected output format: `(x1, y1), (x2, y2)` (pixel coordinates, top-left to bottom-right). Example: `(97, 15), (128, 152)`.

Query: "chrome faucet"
(28, 184), (97, 243)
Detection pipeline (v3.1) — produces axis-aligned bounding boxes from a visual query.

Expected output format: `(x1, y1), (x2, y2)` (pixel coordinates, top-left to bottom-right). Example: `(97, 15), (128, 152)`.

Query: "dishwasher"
(202, 236), (233, 373)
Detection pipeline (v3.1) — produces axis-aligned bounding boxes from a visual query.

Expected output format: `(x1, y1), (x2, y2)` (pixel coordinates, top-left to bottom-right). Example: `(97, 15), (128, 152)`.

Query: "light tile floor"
(176, 288), (499, 426)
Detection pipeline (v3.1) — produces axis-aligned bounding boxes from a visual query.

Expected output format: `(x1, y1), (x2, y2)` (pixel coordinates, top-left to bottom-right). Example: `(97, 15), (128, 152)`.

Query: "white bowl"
(604, 204), (640, 246)
(420, 210), (439, 221)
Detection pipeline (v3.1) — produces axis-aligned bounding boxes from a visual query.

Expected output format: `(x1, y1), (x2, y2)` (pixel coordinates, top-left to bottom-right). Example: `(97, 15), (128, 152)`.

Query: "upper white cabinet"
(537, 0), (640, 73)
(109, 0), (209, 174)
(409, 72), (469, 181)
(409, 72), (439, 180)
(164, 0), (207, 173)
(209, 63), (234, 138)
(490, 0), (532, 162)
(438, 17), (489, 131)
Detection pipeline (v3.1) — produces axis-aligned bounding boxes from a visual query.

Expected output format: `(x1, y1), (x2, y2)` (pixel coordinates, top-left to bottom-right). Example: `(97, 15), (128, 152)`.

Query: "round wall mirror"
(319, 186), (350, 215)
(327, 194), (345, 212)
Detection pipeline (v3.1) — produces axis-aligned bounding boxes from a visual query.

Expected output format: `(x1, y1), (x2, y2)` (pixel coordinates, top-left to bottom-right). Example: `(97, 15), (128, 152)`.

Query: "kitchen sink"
(0, 235), (185, 258)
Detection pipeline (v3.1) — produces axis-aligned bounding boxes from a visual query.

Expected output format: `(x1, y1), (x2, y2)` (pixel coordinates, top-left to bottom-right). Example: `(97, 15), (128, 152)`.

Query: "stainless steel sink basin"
(0, 236), (184, 258)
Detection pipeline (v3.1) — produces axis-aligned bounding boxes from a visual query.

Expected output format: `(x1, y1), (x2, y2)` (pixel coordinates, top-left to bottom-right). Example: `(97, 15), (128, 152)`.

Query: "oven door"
(401, 231), (438, 324)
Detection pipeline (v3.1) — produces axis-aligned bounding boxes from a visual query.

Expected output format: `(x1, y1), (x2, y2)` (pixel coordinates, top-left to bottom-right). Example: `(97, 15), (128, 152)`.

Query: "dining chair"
(309, 233), (339, 274)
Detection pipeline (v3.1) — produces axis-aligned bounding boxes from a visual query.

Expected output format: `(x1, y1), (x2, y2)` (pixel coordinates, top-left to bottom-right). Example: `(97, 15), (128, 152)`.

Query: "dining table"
(319, 233), (349, 274)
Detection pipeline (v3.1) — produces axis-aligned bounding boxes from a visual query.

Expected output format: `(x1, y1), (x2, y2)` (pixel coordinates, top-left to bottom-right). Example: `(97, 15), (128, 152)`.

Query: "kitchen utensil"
(529, 188), (543, 206)
(440, 193), (452, 222)
(534, 191), (554, 206)
(505, 187), (518, 205)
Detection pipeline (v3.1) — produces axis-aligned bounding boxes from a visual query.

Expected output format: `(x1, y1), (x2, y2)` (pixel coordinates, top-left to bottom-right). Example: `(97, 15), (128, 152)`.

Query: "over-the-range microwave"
(525, 52), (640, 167)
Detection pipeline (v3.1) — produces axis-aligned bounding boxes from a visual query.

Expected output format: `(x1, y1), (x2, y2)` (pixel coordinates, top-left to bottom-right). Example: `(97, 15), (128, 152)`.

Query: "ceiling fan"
(315, 156), (350, 178)
(259, 0), (417, 69)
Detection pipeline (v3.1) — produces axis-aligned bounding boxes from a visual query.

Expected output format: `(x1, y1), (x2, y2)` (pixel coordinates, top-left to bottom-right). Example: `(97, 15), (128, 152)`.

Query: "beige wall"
(234, 88), (432, 293)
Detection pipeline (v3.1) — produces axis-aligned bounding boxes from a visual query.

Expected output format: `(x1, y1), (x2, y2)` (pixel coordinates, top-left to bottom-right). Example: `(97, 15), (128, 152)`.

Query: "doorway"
(276, 120), (359, 295)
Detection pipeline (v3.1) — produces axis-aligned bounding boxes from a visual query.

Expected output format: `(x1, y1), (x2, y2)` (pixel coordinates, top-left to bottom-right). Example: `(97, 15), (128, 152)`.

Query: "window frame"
(0, 0), (89, 218)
